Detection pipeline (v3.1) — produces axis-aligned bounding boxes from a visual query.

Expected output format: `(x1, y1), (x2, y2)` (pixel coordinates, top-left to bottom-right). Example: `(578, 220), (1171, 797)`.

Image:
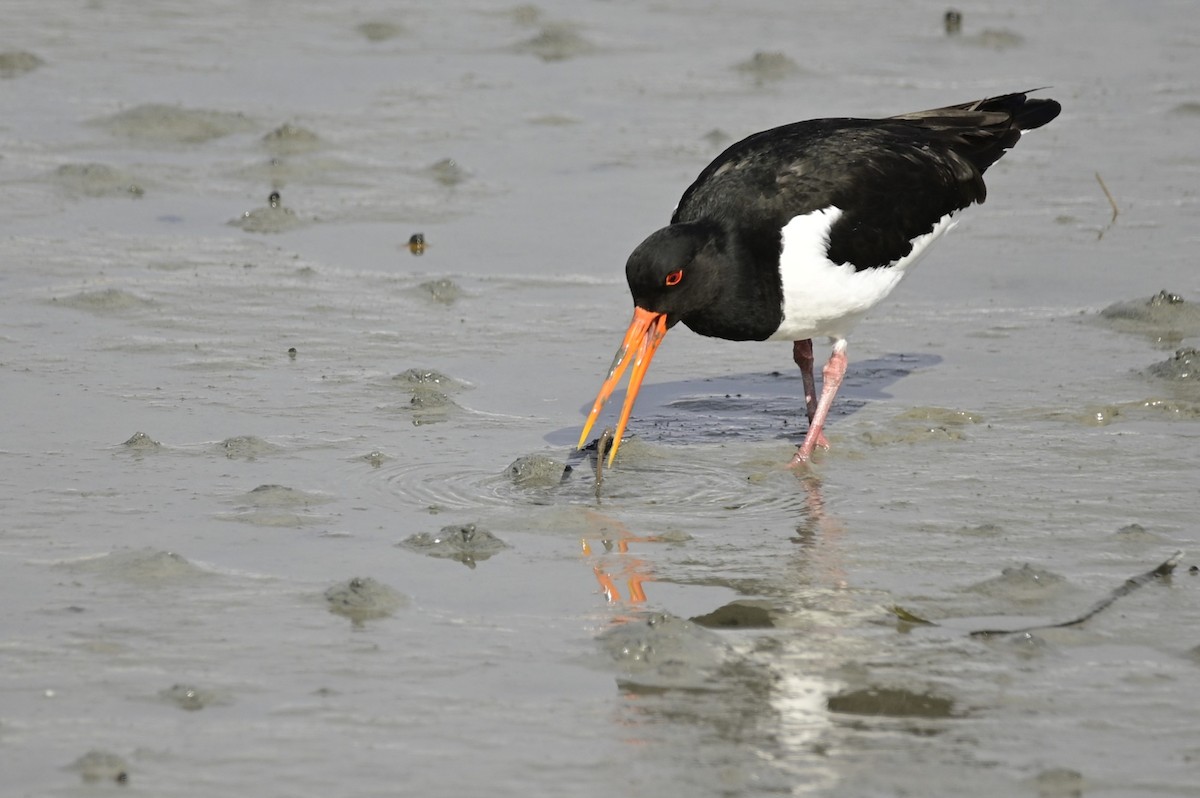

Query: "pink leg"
(789, 341), (847, 466)
(792, 339), (830, 453)
(792, 339), (819, 423)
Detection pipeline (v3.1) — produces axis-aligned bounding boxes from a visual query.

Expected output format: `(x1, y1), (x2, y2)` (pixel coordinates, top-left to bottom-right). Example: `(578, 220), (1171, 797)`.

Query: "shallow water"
(3, 1), (1200, 795)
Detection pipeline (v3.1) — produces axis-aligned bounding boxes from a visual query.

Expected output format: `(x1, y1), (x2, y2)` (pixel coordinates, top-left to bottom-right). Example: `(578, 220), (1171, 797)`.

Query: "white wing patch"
(768, 206), (957, 342)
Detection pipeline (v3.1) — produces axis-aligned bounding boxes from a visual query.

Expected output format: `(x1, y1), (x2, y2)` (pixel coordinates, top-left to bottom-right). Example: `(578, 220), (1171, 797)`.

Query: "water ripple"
(371, 443), (814, 521)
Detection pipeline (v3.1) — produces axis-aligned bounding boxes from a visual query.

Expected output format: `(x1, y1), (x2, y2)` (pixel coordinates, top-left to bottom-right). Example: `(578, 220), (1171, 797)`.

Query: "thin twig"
(1095, 171), (1120, 241)
(1095, 172), (1119, 223)
(969, 550), (1182, 637)
(887, 551), (1184, 636)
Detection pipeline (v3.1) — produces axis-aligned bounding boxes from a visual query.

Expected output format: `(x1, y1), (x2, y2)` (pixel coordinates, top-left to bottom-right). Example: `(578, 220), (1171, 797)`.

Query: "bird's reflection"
(582, 470), (848, 794)
(581, 469), (846, 608)
(787, 471), (850, 592)
(580, 511), (657, 607)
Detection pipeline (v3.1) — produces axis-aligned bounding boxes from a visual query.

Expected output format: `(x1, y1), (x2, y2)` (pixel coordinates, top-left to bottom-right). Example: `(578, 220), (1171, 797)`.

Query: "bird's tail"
(889, 89), (1061, 177)
(892, 89), (1062, 133)
(963, 89), (1061, 132)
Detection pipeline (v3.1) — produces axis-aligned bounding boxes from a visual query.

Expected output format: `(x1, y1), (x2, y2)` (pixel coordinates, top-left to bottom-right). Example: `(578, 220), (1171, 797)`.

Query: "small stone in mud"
(158, 683), (228, 711)
(0, 50), (44, 78)
(324, 577), (407, 622)
(400, 523), (508, 568)
(122, 431), (161, 449)
(417, 278), (461, 304)
(733, 51), (801, 83)
(506, 454), (572, 487)
(1146, 348), (1200, 381)
(65, 750), (130, 783)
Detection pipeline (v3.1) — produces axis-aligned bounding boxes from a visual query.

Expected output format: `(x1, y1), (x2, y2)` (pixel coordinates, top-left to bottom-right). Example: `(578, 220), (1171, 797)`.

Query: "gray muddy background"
(3, 1), (1200, 796)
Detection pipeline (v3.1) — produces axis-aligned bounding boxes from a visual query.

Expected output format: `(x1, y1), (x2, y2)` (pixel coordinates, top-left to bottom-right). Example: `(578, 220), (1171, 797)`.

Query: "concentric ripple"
(369, 442), (815, 520)
(355, 360), (937, 521)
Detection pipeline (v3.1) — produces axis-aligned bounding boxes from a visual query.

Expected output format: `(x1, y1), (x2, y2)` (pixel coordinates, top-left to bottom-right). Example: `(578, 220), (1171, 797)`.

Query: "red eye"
(665, 269), (684, 286)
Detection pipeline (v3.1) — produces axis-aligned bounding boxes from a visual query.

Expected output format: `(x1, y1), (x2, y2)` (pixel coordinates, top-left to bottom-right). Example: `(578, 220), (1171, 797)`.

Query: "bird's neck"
(682, 225), (784, 342)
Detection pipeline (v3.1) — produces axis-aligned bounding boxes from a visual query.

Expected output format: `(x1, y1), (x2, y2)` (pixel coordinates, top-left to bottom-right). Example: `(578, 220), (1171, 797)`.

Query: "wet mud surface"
(400, 522), (509, 567)
(324, 576), (408, 623)
(3, 1), (1199, 797)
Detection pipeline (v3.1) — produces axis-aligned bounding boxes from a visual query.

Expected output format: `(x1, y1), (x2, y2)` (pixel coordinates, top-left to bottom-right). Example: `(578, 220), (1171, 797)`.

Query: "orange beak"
(577, 306), (670, 468)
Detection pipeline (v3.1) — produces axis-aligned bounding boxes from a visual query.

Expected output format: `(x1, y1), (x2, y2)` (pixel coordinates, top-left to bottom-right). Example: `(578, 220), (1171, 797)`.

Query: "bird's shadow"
(548, 352), (941, 447)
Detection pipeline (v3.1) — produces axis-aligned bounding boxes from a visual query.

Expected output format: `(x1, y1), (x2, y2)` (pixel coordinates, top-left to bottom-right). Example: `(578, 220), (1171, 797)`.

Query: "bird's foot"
(788, 430), (829, 468)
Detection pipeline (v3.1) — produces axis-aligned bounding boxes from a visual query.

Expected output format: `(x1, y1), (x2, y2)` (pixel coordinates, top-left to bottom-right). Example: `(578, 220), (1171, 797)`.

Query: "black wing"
(673, 91), (1061, 271)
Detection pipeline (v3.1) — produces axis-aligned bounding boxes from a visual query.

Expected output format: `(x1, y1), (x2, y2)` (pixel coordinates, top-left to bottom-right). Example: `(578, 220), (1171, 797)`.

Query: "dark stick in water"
(888, 551), (1183, 636)
(969, 550), (1182, 637)
(1095, 171), (1120, 240)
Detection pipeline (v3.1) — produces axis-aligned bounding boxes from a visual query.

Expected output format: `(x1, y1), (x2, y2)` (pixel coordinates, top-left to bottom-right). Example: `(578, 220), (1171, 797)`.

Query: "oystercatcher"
(577, 90), (1060, 468)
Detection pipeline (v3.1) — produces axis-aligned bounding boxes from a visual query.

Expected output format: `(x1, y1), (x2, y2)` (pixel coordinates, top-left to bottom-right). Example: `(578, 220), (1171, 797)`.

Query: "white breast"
(768, 206), (957, 342)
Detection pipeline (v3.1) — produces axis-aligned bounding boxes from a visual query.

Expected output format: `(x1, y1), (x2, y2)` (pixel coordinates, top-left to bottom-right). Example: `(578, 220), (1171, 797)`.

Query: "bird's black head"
(624, 222), (724, 323)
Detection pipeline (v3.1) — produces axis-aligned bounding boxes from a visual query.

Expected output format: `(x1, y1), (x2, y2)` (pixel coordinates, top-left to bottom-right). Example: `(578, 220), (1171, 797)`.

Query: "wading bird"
(578, 90), (1060, 468)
